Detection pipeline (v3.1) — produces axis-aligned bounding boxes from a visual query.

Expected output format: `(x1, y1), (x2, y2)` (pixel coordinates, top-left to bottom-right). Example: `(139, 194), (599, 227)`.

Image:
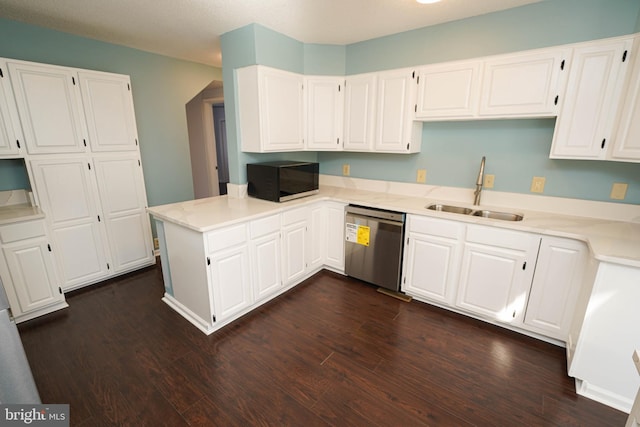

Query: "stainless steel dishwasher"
(344, 205), (406, 292)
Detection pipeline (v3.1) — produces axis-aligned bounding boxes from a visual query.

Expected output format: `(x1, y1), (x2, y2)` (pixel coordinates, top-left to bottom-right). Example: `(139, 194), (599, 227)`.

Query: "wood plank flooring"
(18, 262), (626, 426)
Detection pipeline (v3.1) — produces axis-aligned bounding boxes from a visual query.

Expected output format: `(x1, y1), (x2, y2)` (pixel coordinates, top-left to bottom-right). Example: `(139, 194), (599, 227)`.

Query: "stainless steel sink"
(471, 210), (524, 222)
(426, 204), (524, 221)
(426, 204), (474, 215)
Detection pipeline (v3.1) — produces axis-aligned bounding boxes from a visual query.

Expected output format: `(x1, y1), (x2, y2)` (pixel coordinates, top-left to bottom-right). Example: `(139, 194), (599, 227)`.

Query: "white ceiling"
(0, 0), (544, 67)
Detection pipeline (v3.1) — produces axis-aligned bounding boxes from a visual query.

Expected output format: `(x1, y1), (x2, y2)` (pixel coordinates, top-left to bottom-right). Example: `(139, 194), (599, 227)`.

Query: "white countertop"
(0, 203), (45, 225)
(148, 185), (640, 268)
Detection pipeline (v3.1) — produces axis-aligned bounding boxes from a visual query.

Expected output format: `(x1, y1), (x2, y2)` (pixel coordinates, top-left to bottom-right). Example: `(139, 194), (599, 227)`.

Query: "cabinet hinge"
(16, 140), (20, 149)
(406, 143), (410, 150)
(72, 76), (76, 85)
(0, 67), (3, 78)
(58, 287), (62, 294)
(127, 83), (131, 91)
(522, 261), (527, 270)
(601, 139), (606, 149)
(207, 257), (211, 266)
(414, 104), (417, 113)
(83, 139), (87, 147)
(338, 84), (341, 92)
(97, 215), (101, 222)
(88, 163), (91, 170)
(412, 70), (415, 79)
(107, 263), (110, 270)
(512, 310), (516, 318)
(623, 50), (628, 63)
(135, 138), (138, 146)
(554, 95), (559, 106)
(213, 315), (216, 322)
(416, 75), (420, 84)
(337, 138), (340, 145)
(47, 243), (52, 252)
(138, 159), (141, 166)
(560, 59), (565, 70)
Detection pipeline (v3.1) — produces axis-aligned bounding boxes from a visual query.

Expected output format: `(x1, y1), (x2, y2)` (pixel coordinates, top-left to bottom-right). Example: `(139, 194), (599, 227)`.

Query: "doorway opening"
(186, 80), (229, 198)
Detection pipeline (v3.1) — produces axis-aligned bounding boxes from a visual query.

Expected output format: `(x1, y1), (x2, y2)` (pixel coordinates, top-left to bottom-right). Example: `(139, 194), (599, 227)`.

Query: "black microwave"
(247, 161), (319, 202)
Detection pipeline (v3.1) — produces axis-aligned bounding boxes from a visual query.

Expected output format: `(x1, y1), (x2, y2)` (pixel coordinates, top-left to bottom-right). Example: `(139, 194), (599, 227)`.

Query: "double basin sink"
(426, 204), (524, 222)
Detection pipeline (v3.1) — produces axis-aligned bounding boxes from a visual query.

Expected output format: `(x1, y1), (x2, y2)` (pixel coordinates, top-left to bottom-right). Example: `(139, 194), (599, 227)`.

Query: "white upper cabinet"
(374, 68), (422, 153)
(0, 61), (23, 157)
(8, 61), (87, 154)
(304, 76), (344, 151)
(611, 35), (640, 162)
(236, 65), (304, 152)
(343, 73), (377, 151)
(415, 60), (482, 120)
(78, 71), (139, 152)
(550, 37), (633, 160)
(479, 48), (569, 117)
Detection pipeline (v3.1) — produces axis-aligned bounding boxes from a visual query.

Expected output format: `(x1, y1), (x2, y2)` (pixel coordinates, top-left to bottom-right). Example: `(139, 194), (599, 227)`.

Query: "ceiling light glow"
(417, 0), (441, 4)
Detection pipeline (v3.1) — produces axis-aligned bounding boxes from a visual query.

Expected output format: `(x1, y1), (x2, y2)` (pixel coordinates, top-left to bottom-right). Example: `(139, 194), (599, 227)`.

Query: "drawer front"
(409, 215), (464, 239)
(250, 214), (280, 239)
(282, 206), (309, 226)
(206, 223), (247, 253)
(0, 220), (47, 244)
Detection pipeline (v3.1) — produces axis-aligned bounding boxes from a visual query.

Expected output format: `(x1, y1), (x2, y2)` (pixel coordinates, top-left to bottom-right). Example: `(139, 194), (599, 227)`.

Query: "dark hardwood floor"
(18, 262), (626, 426)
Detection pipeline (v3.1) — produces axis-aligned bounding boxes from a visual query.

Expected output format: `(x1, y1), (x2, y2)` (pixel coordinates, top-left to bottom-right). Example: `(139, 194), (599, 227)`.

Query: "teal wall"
(222, 0), (640, 205)
(0, 17), (221, 207)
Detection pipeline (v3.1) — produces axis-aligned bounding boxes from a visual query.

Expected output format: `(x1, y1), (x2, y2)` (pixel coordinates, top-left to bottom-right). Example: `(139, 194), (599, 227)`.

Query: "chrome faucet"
(473, 156), (485, 206)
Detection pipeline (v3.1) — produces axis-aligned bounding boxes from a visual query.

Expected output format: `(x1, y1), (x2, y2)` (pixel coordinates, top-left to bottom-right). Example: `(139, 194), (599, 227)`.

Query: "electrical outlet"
(342, 164), (350, 176)
(484, 174), (495, 189)
(153, 238), (159, 250)
(416, 169), (426, 183)
(610, 182), (628, 200)
(531, 176), (545, 193)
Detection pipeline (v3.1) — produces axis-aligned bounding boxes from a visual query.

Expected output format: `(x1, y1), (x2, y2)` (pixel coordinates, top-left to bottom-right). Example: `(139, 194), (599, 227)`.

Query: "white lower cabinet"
(402, 215), (464, 305)
(523, 236), (587, 341)
(0, 219), (67, 321)
(207, 230), (253, 323)
(249, 214), (282, 303)
(281, 206), (311, 286)
(455, 225), (540, 325)
(324, 202), (346, 272)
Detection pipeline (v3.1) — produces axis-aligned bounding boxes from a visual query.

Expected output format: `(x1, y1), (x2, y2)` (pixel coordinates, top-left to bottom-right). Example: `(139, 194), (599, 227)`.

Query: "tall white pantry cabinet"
(3, 58), (154, 292)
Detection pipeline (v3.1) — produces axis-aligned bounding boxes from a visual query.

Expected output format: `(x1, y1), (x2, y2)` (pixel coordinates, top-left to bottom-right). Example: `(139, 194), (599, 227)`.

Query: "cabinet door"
(343, 73), (376, 151)
(403, 216), (464, 305)
(209, 244), (253, 322)
(550, 38), (633, 159)
(8, 62), (86, 154)
(2, 237), (64, 314)
(93, 154), (154, 273)
(415, 60), (481, 120)
(308, 203), (324, 271)
(523, 237), (587, 341)
(78, 71), (139, 152)
(375, 68), (420, 153)
(249, 214), (282, 303)
(456, 225), (540, 324)
(0, 61), (22, 157)
(611, 36), (640, 162)
(324, 202), (346, 271)
(281, 207), (308, 286)
(305, 76), (344, 151)
(479, 48), (568, 117)
(29, 157), (109, 289)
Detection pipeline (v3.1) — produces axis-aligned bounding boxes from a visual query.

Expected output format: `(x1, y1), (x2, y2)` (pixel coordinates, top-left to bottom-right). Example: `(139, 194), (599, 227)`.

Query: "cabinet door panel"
(93, 155), (153, 272)
(524, 237), (587, 340)
(251, 232), (282, 303)
(261, 68), (304, 151)
(30, 158), (109, 288)
(325, 202), (346, 271)
(305, 77), (343, 150)
(8, 62), (85, 154)
(78, 71), (138, 152)
(416, 61), (481, 119)
(375, 70), (411, 151)
(612, 37), (640, 162)
(0, 61), (22, 157)
(210, 245), (252, 321)
(343, 73), (376, 151)
(282, 222), (307, 285)
(3, 239), (62, 313)
(550, 39), (632, 159)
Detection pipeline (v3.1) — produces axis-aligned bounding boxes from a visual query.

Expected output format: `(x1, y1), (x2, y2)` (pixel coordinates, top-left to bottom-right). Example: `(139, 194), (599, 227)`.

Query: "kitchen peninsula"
(148, 176), (640, 413)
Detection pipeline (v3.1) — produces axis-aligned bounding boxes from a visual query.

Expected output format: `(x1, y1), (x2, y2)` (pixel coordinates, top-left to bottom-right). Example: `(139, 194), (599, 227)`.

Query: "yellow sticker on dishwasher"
(356, 225), (370, 246)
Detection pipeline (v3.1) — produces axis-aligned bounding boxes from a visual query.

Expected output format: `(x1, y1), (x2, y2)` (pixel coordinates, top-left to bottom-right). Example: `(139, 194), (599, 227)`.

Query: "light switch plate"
(484, 174), (495, 189)
(342, 164), (350, 176)
(416, 169), (426, 183)
(531, 176), (545, 193)
(610, 182), (628, 200)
